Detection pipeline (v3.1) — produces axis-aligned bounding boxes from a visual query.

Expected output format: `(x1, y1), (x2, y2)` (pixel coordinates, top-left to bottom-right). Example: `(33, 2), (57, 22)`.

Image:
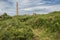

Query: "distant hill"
(0, 11), (60, 40)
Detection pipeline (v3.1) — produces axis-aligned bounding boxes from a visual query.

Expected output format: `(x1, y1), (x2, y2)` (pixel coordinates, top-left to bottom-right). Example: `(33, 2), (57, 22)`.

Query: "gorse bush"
(0, 11), (60, 40)
(0, 13), (12, 21)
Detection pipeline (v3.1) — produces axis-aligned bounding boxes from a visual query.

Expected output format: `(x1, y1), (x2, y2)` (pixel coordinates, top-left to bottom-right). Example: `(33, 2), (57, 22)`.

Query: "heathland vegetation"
(0, 11), (60, 40)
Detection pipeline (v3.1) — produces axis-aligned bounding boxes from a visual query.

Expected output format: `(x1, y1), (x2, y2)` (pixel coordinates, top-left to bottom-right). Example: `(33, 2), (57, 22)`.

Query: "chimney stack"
(16, 2), (18, 16)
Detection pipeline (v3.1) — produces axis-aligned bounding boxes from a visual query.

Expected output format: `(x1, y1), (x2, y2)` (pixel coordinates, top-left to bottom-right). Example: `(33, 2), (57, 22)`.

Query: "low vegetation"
(0, 11), (60, 40)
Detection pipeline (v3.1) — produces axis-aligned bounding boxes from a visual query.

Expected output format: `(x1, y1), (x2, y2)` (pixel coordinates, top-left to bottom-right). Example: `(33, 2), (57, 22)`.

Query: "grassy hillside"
(0, 11), (60, 40)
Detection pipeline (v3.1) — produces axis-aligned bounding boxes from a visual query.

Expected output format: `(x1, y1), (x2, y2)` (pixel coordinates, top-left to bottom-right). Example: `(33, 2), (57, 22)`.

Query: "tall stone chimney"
(16, 2), (18, 16)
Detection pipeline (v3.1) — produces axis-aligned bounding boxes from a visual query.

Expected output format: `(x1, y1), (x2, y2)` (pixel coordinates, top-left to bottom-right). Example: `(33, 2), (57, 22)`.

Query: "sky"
(0, 0), (60, 16)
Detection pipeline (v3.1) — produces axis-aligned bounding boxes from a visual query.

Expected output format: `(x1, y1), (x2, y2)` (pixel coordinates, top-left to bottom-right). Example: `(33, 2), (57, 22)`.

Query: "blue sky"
(0, 0), (60, 16)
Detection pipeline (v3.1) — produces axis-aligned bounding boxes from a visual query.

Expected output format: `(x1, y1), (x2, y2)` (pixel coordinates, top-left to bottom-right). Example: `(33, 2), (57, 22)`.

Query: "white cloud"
(20, 5), (51, 11)
(21, 4), (60, 12)
(37, 3), (45, 5)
